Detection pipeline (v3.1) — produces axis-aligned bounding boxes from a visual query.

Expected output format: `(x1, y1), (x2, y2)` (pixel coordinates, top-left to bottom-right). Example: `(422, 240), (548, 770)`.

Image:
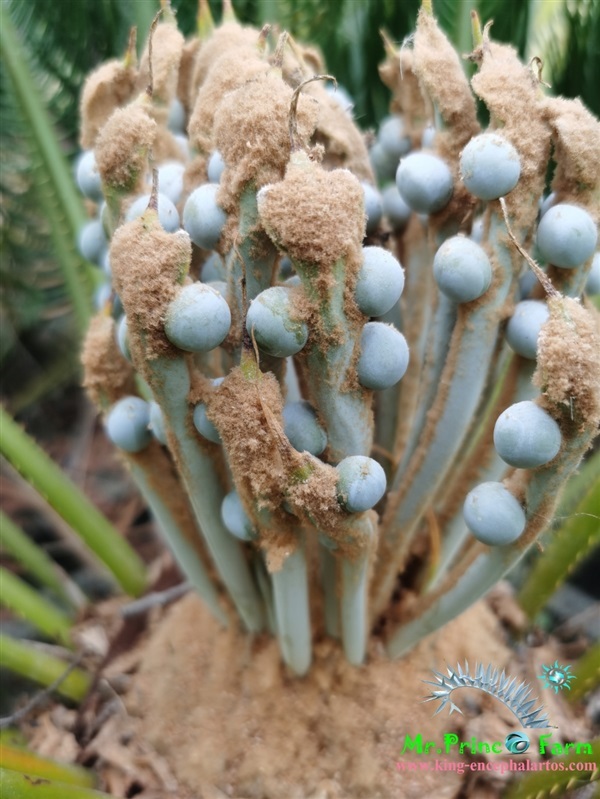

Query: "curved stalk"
(147, 356), (265, 632)
(388, 425), (597, 658)
(374, 210), (517, 618)
(128, 460), (228, 626)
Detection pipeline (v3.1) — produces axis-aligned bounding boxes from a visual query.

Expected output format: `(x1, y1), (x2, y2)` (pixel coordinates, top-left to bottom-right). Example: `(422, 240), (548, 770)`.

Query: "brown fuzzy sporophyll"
(79, 2), (599, 675)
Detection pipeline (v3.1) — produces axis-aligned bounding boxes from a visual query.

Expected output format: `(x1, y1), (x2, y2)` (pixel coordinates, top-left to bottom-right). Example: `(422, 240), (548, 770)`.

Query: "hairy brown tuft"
(189, 22), (262, 105)
(379, 49), (430, 140)
(79, 60), (137, 149)
(188, 48), (268, 153)
(413, 10), (480, 226)
(543, 96), (600, 220)
(137, 22), (185, 104)
(95, 103), (157, 193)
(414, 11), (479, 145)
(534, 296), (600, 429)
(214, 72), (318, 211)
(81, 314), (136, 407)
(110, 212), (191, 364)
(307, 83), (374, 183)
(471, 42), (551, 235)
(258, 156), (365, 270)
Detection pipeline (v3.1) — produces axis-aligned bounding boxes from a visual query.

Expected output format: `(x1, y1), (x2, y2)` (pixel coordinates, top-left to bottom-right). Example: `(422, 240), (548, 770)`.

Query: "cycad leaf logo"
(423, 661), (551, 729)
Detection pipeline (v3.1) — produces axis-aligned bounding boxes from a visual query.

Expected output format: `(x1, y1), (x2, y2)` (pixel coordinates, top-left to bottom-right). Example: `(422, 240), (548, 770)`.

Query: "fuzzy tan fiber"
(79, 60), (137, 149)
(110, 211), (191, 363)
(258, 155), (365, 270)
(137, 22), (185, 105)
(534, 296), (600, 429)
(95, 103), (157, 193)
(214, 71), (318, 209)
(81, 314), (136, 406)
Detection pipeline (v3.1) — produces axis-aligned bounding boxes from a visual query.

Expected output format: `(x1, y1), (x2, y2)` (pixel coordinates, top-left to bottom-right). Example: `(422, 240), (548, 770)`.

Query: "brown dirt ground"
(125, 594), (513, 799)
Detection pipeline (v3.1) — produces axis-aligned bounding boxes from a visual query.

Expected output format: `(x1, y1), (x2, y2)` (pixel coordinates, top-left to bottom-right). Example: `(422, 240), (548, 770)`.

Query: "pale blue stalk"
(319, 545), (339, 639)
(284, 357), (302, 403)
(320, 514), (376, 665)
(290, 247), (374, 661)
(374, 298), (403, 473)
(374, 210), (517, 617)
(395, 292), (457, 477)
(339, 521), (375, 666)
(428, 356), (537, 588)
(227, 184), (277, 332)
(252, 556), (277, 635)
(246, 493), (309, 668)
(391, 226), (436, 464)
(388, 424), (595, 658)
(297, 257), (372, 460)
(128, 461), (228, 625)
(148, 355), (265, 632)
(271, 537), (312, 676)
(553, 258), (594, 299)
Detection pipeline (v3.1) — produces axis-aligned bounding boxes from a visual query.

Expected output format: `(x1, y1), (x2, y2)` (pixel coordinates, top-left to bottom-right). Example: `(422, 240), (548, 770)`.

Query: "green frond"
(517, 452), (600, 619)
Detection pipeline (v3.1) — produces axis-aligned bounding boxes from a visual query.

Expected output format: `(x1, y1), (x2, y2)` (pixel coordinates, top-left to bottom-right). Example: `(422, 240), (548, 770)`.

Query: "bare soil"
(125, 594), (513, 798)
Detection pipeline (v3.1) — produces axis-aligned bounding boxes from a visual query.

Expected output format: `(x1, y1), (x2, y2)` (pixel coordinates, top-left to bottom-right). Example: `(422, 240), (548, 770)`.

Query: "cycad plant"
(1, 0), (599, 796)
(73, 0), (599, 675)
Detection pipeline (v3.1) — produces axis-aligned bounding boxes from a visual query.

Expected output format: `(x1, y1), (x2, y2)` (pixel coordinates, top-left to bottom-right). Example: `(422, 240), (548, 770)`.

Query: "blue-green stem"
(428, 356), (537, 587)
(252, 555), (277, 635)
(374, 300), (403, 474)
(320, 513), (376, 665)
(147, 355), (265, 632)
(0, 568), (73, 648)
(339, 520), (376, 666)
(551, 256), (596, 299)
(271, 536), (312, 676)
(391, 223), (437, 467)
(227, 184), (277, 349)
(387, 425), (597, 658)
(128, 460), (228, 625)
(291, 247), (374, 660)
(395, 291), (457, 476)
(374, 210), (517, 617)
(319, 545), (339, 639)
(296, 257), (372, 460)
